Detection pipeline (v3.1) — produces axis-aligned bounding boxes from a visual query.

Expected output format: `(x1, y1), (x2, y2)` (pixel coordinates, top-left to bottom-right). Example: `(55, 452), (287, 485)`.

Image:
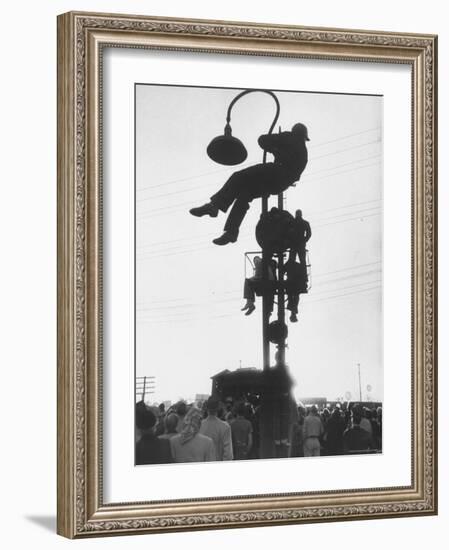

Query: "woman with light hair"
(170, 408), (216, 463)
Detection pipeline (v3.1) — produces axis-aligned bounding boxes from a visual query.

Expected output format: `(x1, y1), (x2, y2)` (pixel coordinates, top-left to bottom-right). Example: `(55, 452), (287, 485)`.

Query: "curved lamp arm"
(207, 89), (281, 166)
(225, 89), (281, 162)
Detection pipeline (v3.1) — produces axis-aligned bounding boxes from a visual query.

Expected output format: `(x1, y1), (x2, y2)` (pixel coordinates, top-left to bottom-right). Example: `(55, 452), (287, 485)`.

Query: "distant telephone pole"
(136, 375), (155, 402)
(357, 363), (362, 401)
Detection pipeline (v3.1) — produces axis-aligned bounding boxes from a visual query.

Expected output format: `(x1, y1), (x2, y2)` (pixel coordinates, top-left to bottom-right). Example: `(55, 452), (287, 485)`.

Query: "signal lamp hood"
(207, 123), (248, 166)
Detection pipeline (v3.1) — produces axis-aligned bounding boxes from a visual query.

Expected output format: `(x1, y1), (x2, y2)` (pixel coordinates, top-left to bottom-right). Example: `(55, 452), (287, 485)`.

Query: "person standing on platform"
(289, 209), (312, 265)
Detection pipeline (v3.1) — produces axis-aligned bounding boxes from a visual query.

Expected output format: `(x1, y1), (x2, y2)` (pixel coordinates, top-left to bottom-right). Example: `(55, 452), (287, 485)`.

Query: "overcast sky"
(135, 84), (383, 405)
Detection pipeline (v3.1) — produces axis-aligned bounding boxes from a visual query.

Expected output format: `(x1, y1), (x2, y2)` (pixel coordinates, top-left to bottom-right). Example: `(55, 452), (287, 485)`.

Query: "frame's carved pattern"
(75, 16), (88, 533)
(81, 16), (434, 49)
(63, 13), (437, 537)
(82, 500), (433, 533)
(422, 42), (436, 510)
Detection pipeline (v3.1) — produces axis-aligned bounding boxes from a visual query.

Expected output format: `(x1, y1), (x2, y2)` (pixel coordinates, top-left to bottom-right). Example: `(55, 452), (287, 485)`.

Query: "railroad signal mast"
(261, 191), (289, 370)
(204, 89), (311, 458)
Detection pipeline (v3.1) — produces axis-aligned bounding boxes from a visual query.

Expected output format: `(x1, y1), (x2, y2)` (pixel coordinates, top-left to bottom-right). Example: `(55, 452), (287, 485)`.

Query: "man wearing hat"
(135, 402), (172, 465)
(190, 123), (310, 245)
(200, 397), (234, 460)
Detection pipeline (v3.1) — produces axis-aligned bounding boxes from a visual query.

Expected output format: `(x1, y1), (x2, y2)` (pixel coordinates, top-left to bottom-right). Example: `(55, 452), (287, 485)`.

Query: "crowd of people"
(136, 397), (239, 464)
(294, 403), (382, 457)
(135, 396), (382, 465)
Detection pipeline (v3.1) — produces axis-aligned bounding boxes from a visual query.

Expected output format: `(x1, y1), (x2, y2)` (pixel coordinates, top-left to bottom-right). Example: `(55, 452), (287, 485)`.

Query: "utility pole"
(262, 194), (270, 371)
(260, 191), (275, 457)
(136, 375), (156, 402)
(357, 363), (362, 402)
(276, 191), (286, 366)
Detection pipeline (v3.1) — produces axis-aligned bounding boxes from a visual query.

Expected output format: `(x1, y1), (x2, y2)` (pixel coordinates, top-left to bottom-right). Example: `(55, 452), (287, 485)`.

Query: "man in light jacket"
(302, 405), (324, 457)
(200, 397), (234, 460)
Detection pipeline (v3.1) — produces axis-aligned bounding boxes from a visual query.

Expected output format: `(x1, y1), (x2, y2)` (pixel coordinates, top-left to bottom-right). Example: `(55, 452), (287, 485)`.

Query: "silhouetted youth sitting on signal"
(189, 123), (310, 245)
(241, 256), (277, 316)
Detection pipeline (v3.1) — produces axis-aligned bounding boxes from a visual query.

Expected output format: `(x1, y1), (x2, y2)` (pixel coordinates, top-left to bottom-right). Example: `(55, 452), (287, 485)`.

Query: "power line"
(139, 180), (221, 201)
(136, 149), (381, 205)
(308, 127), (381, 149)
(136, 206), (381, 261)
(137, 283), (381, 324)
(313, 205), (381, 223)
(314, 212), (380, 229)
(136, 235), (255, 262)
(135, 126), (381, 194)
(136, 294), (244, 313)
(314, 268), (381, 286)
(298, 153), (381, 179)
(137, 279), (381, 320)
(137, 229), (252, 251)
(136, 197), (381, 250)
(313, 278), (381, 296)
(300, 162), (381, 186)
(137, 188), (381, 225)
(136, 287), (241, 307)
(135, 261), (382, 311)
(135, 265), (382, 312)
(302, 284), (381, 306)
(310, 139), (380, 162)
(306, 198), (381, 218)
(135, 159), (381, 221)
(138, 204), (381, 256)
(136, 270), (382, 315)
(137, 165), (239, 193)
(313, 260), (381, 279)
(136, 199), (194, 216)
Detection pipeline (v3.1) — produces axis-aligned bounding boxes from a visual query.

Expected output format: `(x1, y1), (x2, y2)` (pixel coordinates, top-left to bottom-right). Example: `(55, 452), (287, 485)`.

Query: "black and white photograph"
(52, 7), (438, 540)
(134, 84), (383, 465)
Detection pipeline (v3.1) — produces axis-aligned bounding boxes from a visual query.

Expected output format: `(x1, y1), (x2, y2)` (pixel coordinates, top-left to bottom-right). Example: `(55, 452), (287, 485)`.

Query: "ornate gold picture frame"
(57, 11), (437, 538)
